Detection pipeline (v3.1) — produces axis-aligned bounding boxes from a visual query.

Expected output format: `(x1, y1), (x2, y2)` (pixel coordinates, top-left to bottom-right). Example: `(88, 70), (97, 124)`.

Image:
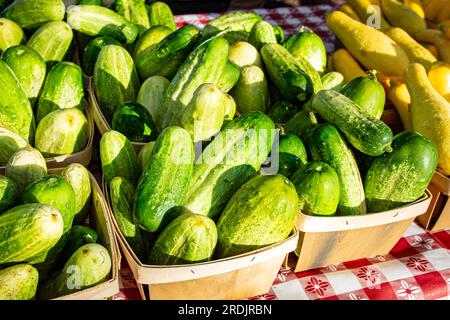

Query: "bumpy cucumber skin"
(278, 134), (308, 178)
(132, 25), (172, 60)
(0, 264), (39, 300)
(59, 225), (98, 265)
(82, 36), (121, 76)
(135, 126), (194, 232)
(311, 90), (393, 156)
(112, 102), (158, 142)
(137, 75), (170, 131)
(284, 108), (317, 139)
(261, 43), (314, 103)
(365, 131), (438, 212)
(321, 71), (345, 91)
(248, 20), (277, 50)
(0, 175), (19, 213)
(217, 61), (240, 93)
(147, 1), (176, 31)
(114, 0), (149, 34)
(182, 112), (275, 218)
(138, 141), (155, 172)
(0, 18), (26, 53)
(306, 123), (367, 216)
(215, 174), (298, 259)
(148, 213), (217, 265)
(268, 101), (298, 125)
(0, 127), (28, 164)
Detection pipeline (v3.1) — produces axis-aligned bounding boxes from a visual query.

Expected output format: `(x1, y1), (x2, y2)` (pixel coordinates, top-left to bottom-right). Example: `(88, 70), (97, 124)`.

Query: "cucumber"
(249, 20), (277, 50)
(135, 24), (200, 80)
(340, 73), (386, 120)
(132, 25), (171, 60)
(0, 18), (26, 53)
(27, 21), (73, 66)
(82, 36), (121, 76)
(284, 108), (318, 138)
(292, 160), (340, 216)
(100, 130), (139, 185)
(137, 75), (170, 131)
(112, 103), (158, 143)
(230, 65), (271, 114)
(94, 44), (140, 122)
(278, 134), (308, 178)
(0, 127), (28, 164)
(59, 225), (98, 265)
(261, 43), (314, 103)
(183, 112), (275, 218)
(161, 35), (229, 128)
(215, 174), (298, 258)
(0, 60), (35, 143)
(60, 163), (92, 224)
(137, 141), (155, 172)
(135, 126), (194, 232)
(34, 108), (89, 157)
(66, 5), (139, 44)
(306, 123), (367, 215)
(0, 0), (13, 12)
(5, 146), (47, 192)
(1, 0), (65, 30)
(294, 54), (323, 94)
(229, 41), (263, 68)
(2, 45), (46, 108)
(181, 83), (226, 142)
(39, 243), (111, 299)
(273, 25), (284, 43)
(311, 90), (394, 156)
(268, 101), (298, 125)
(283, 27), (327, 75)
(217, 61), (240, 93)
(109, 176), (146, 260)
(0, 203), (64, 264)
(147, 1), (176, 31)
(0, 175), (18, 213)
(321, 71), (345, 91)
(36, 62), (84, 123)
(0, 264), (38, 300)
(78, 0), (101, 4)
(223, 94), (236, 126)
(114, 0), (149, 34)
(148, 212), (217, 265)
(365, 131), (438, 212)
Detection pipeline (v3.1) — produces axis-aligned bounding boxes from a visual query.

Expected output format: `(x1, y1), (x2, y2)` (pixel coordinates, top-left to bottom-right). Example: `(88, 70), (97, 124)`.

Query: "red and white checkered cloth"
(113, 6), (450, 301)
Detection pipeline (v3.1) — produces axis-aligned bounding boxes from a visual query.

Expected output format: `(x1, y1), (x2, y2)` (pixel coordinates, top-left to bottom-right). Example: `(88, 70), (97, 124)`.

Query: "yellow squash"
(428, 62), (450, 102)
(405, 63), (450, 175)
(346, 0), (391, 30)
(326, 11), (410, 76)
(339, 4), (362, 21)
(403, 0), (425, 18)
(332, 48), (367, 82)
(415, 29), (450, 63)
(381, 0), (426, 36)
(385, 27), (436, 70)
(389, 82), (412, 130)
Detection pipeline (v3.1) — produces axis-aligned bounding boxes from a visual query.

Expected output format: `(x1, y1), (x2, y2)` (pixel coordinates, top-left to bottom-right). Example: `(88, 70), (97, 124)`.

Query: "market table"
(113, 5), (450, 300)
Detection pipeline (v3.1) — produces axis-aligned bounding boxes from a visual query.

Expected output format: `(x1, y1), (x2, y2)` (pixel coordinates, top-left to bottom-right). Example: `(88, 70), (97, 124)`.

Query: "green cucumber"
(148, 212), (217, 265)
(284, 108), (318, 138)
(100, 130), (139, 185)
(292, 160), (340, 216)
(283, 27), (327, 75)
(147, 1), (176, 31)
(261, 43), (314, 103)
(223, 94), (236, 126)
(0, 175), (18, 213)
(230, 65), (271, 114)
(217, 61), (240, 93)
(183, 112), (275, 218)
(311, 90), (393, 156)
(340, 72), (386, 120)
(82, 36), (121, 76)
(273, 24), (284, 43)
(114, 0), (149, 34)
(1, 0), (65, 30)
(249, 20), (277, 50)
(278, 134), (307, 178)
(0, 127), (28, 164)
(0, 264), (38, 300)
(321, 71), (345, 91)
(137, 75), (170, 131)
(135, 24), (200, 80)
(216, 174), (298, 259)
(36, 62), (84, 123)
(306, 123), (366, 215)
(0, 203), (64, 264)
(60, 163), (92, 224)
(135, 126), (194, 232)
(365, 131), (438, 212)
(109, 176), (146, 260)
(229, 41), (263, 68)
(27, 21), (73, 66)
(66, 5), (139, 44)
(132, 25), (172, 60)
(94, 44), (140, 122)
(112, 102), (158, 142)
(0, 18), (26, 53)
(2, 45), (46, 107)
(137, 141), (155, 172)
(59, 225), (98, 264)
(268, 101), (298, 125)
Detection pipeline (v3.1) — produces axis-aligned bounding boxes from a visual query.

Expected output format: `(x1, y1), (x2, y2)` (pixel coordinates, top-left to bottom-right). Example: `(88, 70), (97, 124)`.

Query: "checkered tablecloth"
(114, 5), (450, 301)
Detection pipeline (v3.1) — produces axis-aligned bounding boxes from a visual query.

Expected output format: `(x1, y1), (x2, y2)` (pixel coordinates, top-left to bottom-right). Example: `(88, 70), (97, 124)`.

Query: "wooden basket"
(87, 78), (145, 153)
(417, 171), (450, 232)
(47, 169), (120, 300)
(102, 178), (298, 300)
(288, 191), (432, 272)
(0, 101), (94, 174)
